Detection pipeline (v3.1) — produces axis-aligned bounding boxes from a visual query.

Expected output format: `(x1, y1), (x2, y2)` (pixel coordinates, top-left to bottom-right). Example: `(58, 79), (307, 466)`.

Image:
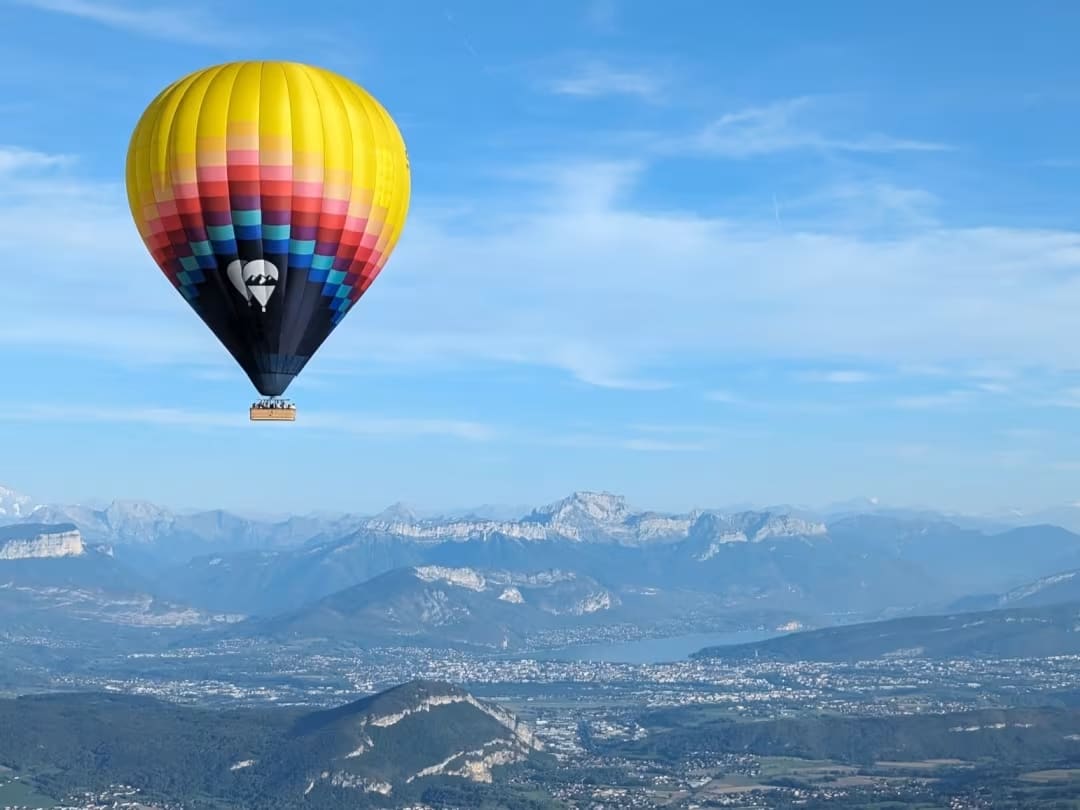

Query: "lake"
(530, 629), (782, 664)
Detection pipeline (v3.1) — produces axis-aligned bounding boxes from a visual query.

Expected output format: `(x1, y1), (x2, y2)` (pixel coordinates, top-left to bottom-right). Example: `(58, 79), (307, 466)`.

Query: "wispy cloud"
(990, 449), (1035, 468)
(546, 60), (665, 102)
(893, 390), (974, 410)
(13, 0), (260, 46)
(898, 364), (952, 377)
(4, 404), (497, 441)
(1036, 158), (1080, 169)
(784, 182), (940, 231)
(304, 413), (497, 441)
(584, 0), (619, 33)
(674, 97), (951, 158)
(630, 422), (770, 439)
(882, 443), (934, 460)
(619, 438), (705, 452)
(798, 369), (876, 384)
(0, 146), (73, 173)
(547, 433), (706, 452)
(705, 390), (742, 404)
(9, 148), (1080, 393)
(1040, 387), (1080, 409)
(1000, 427), (1051, 441)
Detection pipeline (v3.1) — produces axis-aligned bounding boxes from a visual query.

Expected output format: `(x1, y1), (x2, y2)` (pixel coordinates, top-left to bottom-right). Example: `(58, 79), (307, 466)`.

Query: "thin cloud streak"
(4, 404), (498, 441)
(544, 433), (707, 452)
(584, 0), (619, 33)
(8, 146), (1080, 392)
(0, 146), (74, 173)
(666, 97), (952, 158)
(547, 61), (665, 101)
(13, 0), (263, 47)
(798, 370), (876, 384)
(892, 390), (974, 410)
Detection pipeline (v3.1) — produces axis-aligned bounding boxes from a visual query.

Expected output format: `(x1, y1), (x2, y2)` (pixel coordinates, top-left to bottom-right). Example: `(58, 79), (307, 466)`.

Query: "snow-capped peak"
(517, 491), (647, 541)
(530, 491), (629, 525)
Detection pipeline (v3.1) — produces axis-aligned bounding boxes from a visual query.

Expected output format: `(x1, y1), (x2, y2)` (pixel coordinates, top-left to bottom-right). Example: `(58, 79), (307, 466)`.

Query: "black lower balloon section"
(186, 251), (344, 397)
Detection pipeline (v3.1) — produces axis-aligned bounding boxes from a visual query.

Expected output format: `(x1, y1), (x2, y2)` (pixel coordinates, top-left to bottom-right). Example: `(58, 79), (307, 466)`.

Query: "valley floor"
(5, 631), (1080, 808)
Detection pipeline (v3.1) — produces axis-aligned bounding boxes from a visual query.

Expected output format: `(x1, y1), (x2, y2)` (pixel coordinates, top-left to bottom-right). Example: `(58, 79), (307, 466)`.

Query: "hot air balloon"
(125, 61), (411, 421)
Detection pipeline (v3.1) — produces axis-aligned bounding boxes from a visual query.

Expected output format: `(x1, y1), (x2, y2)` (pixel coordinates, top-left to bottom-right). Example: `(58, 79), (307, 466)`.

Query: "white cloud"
(893, 390), (974, 410)
(0, 146), (73, 173)
(798, 370), (875, 384)
(585, 0), (619, 32)
(883, 443), (934, 460)
(4, 404), (496, 441)
(705, 390), (741, 403)
(1040, 387), (1080, 409)
(545, 433), (706, 452)
(783, 182), (940, 231)
(14, 0), (260, 46)
(619, 438), (705, 452)
(898, 364), (952, 377)
(671, 97), (951, 158)
(547, 61), (664, 101)
(8, 145), (1080, 393)
(303, 413), (497, 441)
(630, 423), (769, 439)
(1000, 428), (1050, 441)
(1036, 158), (1080, 169)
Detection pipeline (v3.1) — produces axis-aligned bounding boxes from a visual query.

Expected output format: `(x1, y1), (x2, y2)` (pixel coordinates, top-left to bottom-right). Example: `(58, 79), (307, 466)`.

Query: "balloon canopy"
(125, 61), (411, 398)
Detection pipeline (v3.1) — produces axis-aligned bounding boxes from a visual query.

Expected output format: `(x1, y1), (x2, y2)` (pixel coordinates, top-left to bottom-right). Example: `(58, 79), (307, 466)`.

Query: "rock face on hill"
(0, 523), (84, 559)
(0, 681), (544, 807)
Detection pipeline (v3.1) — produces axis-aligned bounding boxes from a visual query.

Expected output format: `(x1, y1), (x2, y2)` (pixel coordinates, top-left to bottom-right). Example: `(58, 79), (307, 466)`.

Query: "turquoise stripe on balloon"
(263, 224), (290, 240)
(311, 254), (335, 271)
(232, 209), (261, 226)
(327, 269), (347, 285)
(190, 240), (213, 256)
(207, 225), (235, 241)
(179, 256), (199, 271)
(289, 239), (316, 254)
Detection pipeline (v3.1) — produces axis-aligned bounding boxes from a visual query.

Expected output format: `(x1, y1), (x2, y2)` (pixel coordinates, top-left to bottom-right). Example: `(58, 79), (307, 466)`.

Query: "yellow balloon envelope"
(125, 61), (411, 402)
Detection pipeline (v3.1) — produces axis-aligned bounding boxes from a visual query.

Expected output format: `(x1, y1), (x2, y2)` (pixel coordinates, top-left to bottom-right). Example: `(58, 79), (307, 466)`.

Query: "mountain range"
(9, 485), (1080, 650)
(156, 504), (1080, 622)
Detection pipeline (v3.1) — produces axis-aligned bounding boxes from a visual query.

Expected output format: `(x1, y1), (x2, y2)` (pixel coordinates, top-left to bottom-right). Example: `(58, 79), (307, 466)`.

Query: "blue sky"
(4, 0), (1080, 515)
